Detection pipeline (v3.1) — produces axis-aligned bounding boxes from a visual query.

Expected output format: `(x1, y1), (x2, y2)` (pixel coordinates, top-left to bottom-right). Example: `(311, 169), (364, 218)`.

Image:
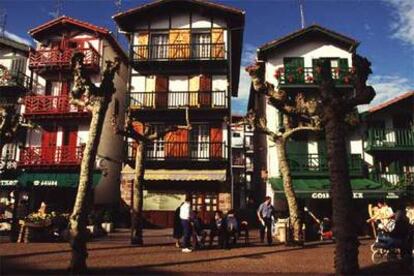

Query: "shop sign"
(311, 192), (364, 199)
(0, 180), (18, 186)
(386, 192), (399, 199)
(33, 180), (58, 187)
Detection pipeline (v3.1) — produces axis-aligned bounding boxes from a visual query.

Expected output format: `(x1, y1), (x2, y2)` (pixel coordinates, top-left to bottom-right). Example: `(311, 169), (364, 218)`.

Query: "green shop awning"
(18, 172), (102, 188)
(270, 178), (403, 199)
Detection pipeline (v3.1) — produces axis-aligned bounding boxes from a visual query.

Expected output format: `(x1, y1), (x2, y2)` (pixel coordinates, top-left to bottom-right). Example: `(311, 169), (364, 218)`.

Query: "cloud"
(359, 74), (413, 111)
(241, 43), (257, 66)
(2, 31), (33, 46)
(385, 0), (414, 48)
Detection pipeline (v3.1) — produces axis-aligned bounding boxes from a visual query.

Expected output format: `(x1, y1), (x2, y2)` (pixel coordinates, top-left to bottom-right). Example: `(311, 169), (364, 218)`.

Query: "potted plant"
(101, 210), (114, 233)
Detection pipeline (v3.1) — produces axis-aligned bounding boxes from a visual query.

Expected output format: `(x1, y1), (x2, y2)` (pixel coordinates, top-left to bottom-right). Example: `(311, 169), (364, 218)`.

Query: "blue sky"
(1, 0), (413, 113)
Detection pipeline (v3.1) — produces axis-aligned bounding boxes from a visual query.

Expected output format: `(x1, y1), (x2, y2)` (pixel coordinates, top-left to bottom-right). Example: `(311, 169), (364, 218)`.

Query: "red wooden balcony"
(29, 47), (100, 71)
(24, 95), (88, 117)
(19, 146), (83, 167)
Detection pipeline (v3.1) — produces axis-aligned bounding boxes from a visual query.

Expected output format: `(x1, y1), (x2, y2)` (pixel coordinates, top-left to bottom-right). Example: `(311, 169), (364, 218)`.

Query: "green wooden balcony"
(366, 128), (414, 152)
(368, 171), (414, 189)
(287, 154), (363, 177)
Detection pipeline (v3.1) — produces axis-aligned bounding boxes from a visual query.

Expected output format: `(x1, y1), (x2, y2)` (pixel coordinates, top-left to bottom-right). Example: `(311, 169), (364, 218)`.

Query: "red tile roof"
(368, 90), (414, 113)
(28, 16), (127, 63)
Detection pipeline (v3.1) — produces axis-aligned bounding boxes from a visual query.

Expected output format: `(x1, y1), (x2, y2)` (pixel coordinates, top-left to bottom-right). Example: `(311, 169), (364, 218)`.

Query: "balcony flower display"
(296, 66), (304, 74)
(287, 74), (294, 83)
(274, 67), (284, 80)
(306, 75), (314, 83)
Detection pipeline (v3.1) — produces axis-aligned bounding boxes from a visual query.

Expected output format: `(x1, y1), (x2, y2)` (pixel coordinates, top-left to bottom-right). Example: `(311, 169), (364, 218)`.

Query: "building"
(18, 16), (128, 213)
(247, 25), (413, 237)
(231, 115), (254, 209)
(114, 0), (245, 226)
(362, 91), (414, 196)
(0, 34), (32, 225)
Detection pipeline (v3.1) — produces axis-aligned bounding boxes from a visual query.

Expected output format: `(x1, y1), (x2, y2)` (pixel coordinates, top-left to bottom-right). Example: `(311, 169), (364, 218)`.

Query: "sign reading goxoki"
(33, 180), (58, 187)
(311, 192), (364, 199)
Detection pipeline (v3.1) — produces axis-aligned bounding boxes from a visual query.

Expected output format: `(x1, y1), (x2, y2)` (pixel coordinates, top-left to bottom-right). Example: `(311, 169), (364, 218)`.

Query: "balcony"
(23, 95), (90, 118)
(19, 146), (83, 167)
(366, 128), (414, 152)
(29, 47), (100, 72)
(0, 70), (31, 90)
(129, 91), (227, 110)
(275, 67), (354, 87)
(133, 43), (226, 62)
(369, 171), (414, 188)
(128, 141), (227, 162)
(288, 154), (363, 177)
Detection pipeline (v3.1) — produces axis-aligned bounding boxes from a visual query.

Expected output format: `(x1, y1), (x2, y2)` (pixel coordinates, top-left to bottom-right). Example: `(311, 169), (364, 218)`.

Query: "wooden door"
(199, 74), (211, 107)
(155, 76), (168, 108)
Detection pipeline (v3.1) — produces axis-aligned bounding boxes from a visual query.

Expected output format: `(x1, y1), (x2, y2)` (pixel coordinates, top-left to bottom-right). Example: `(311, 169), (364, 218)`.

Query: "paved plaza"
(1, 229), (411, 275)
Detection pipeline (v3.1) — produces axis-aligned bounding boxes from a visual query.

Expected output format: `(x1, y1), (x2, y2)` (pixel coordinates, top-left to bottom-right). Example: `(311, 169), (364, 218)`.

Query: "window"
(191, 33), (211, 59)
(190, 124), (209, 160)
(150, 34), (168, 59)
(233, 133), (241, 138)
(146, 125), (165, 159)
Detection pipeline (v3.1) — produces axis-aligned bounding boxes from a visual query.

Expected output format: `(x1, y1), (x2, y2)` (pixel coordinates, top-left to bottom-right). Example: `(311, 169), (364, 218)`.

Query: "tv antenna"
(299, 0), (306, 29)
(0, 9), (7, 37)
(114, 0), (122, 39)
(52, 0), (63, 18)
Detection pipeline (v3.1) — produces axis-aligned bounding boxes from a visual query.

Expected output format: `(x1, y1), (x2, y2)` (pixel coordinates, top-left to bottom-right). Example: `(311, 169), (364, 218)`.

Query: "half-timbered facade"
(114, 0), (244, 226)
(19, 16), (128, 212)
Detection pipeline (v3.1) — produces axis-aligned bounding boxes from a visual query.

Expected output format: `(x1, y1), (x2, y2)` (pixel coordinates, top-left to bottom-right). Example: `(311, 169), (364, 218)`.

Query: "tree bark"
(69, 99), (107, 274)
(324, 107), (359, 274)
(275, 138), (302, 243)
(131, 140), (145, 245)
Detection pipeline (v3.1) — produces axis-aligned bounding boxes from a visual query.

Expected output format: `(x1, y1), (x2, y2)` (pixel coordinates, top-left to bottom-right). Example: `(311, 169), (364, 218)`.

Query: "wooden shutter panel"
(210, 124), (223, 158)
(169, 29), (190, 59)
(339, 58), (349, 83)
(165, 129), (188, 158)
(155, 75), (168, 108)
(199, 74), (211, 107)
(212, 29), (224, 58)
(132, 122), (144, 135)
(136, 32), (149, 60)
(189, 75), (200, 107)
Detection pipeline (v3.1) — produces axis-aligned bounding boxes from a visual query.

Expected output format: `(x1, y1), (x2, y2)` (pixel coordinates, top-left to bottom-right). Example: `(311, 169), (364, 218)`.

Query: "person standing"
(173, 202), (184, 248)
(257, 196), (275, 245)
(179, 195), (192, 253)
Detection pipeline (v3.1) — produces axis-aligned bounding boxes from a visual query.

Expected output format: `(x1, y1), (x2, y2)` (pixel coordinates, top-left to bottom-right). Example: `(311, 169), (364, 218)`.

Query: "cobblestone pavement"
(0, 229), (412, 275)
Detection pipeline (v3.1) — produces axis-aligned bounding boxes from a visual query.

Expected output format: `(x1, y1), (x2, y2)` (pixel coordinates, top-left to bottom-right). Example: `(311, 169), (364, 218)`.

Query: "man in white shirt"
(180, 195), (192, 252)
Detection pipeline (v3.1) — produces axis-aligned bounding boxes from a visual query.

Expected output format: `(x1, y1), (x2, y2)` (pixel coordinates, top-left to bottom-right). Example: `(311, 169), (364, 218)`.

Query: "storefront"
(269, 177), (404, 239)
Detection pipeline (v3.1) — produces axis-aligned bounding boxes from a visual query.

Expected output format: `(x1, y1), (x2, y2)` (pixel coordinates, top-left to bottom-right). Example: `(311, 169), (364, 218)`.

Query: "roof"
(258, 25), (359, 58)
(28, 16), (127, 63)
(0, 35), (31, 53)
(113, 0), (244, 28)
(368, 91), (414, 114)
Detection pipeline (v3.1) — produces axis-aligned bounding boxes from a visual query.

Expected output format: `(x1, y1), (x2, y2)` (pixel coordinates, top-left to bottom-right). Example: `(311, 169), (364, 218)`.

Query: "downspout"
(227, 28), (233, 209)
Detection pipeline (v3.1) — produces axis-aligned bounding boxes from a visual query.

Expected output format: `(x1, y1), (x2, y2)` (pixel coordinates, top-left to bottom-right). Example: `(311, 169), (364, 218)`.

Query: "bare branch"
(282, 125), (321, 140)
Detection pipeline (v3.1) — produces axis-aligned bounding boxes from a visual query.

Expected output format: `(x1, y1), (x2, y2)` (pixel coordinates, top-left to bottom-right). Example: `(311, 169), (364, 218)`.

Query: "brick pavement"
(0, 229), (412, 275)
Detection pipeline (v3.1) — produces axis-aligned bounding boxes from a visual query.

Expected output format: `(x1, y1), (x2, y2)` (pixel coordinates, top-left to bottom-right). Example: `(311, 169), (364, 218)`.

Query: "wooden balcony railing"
(129, 91), (227, 110)
(24, 95), (88, 116)
(133, 43), (226, 61)
(366, 128), (414, 151)
(288, 153), (363, 176)
(19, 146), (83, 167)
(29, 47), (100, 70)
(128, 141), (227, 161)
(275, 67), (354, 86)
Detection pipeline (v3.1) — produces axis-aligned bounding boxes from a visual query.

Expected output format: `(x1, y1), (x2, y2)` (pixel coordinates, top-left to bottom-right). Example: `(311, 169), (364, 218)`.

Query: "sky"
(1, 0), (413, 114)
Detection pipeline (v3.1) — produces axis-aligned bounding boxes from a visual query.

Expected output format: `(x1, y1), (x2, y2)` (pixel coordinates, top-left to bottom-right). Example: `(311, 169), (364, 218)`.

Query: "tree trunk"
(276, 138), (303, 243)
(324, 108), (359, 274)
(131, 140), (144, 245)
(69, 99), (107, 274)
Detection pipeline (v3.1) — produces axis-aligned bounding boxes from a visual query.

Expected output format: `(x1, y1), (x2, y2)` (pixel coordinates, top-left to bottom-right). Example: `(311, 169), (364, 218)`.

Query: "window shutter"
(165, 128), (188, 157)
(199, 74), (211, 107)
(210, 124), (223, 158)
(211, 29), (224, 58)
(189, 75), (200, 107)
(136, 32), (149, 59)
(132, 122), (144, 135)
(339, 58), (349, 82)
(169, 29), (190, 59)
(155, 75), (168, 108)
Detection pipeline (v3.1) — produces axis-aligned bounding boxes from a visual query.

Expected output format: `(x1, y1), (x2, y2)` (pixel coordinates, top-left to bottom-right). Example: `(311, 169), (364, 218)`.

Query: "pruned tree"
(246, 54), (375, 274)
(68, 52), (120, 273)
(112, 108), (191, 245)
(245, 63), (322, 243)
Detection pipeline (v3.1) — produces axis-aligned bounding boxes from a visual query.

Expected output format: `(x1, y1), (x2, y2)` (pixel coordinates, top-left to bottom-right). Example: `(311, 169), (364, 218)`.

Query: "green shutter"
(284, 57), (304, 83)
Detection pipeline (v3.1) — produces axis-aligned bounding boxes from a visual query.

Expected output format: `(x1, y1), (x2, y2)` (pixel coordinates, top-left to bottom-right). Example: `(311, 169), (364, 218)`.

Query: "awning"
(270, 178), (403, 199)
(18, 172), (102, 188)
(121, 165), (226, 182)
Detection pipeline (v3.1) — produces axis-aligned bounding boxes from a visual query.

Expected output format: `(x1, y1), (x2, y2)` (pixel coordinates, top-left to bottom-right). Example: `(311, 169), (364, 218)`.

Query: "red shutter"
(132, 122), (144, 135)
(61, 81), (71, 96)
(165, 129), (188, 158)
(210, 124), (223, 158)
(155, 76), (168, 108)
(41, 126), (57, 164)
(199, 74), (211, 107)
(45, 81), (52, 96)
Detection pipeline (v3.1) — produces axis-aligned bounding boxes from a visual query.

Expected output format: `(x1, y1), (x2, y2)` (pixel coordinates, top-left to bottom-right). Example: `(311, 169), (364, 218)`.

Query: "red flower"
(297, 66), (304, 74)
(306, 75), (314, 82)
(288, 75), (294, 83)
